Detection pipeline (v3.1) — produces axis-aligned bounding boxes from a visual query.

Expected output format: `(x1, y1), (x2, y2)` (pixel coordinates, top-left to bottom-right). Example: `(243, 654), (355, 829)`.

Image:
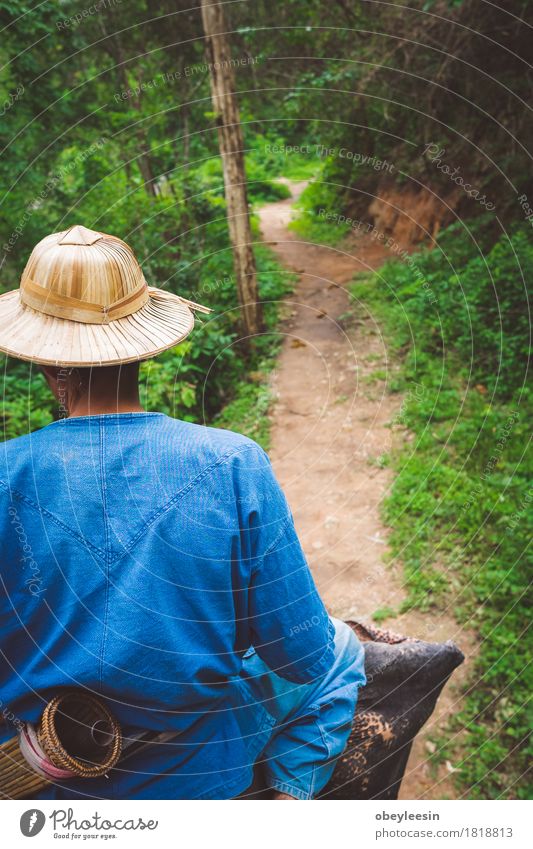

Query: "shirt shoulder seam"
(0, 479), (107, 560)
(107, 441), (259, 566)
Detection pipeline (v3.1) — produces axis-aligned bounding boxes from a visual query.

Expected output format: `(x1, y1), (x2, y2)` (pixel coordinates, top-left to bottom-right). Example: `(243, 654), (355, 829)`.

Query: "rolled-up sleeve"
(241, 445), (335, 684)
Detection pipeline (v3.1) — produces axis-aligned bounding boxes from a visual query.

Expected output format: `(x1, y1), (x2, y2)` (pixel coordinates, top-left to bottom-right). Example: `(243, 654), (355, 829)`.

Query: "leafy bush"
(348, 219), (532, 798)
(288, 162), (353, 245)
(371, 223), (531, 399)
(195, 153), (291, 206)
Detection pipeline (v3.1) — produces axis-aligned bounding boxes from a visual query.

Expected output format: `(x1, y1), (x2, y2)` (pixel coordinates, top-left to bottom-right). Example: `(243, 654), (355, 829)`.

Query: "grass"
(347, 270), (532, 799)
(372, 605), (397, 623)
(289, 205), (351, 246)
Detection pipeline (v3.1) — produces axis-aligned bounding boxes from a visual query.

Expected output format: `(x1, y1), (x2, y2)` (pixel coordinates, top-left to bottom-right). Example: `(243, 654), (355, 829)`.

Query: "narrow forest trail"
(257, 180), (472, 800)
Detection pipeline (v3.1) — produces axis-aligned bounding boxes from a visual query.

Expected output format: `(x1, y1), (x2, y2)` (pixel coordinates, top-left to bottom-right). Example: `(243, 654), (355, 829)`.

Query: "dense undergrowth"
(344, 221), (532, 799)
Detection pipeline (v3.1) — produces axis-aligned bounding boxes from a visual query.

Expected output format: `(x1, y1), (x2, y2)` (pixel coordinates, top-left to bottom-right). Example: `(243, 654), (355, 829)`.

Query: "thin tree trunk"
(97, 19), (158, 198)
(132, 99), (158, 198)
(200, 0), (262, 337)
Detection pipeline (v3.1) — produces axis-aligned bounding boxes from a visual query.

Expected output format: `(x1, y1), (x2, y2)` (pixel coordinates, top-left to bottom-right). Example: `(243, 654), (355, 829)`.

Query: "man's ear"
(40, 365), (61, 399)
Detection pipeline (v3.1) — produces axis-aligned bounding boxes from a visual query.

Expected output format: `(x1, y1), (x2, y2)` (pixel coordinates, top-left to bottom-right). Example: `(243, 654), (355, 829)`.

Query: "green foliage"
(233, 1), (533, 227)
(212, 377), (272, 449)
(0, 360), (56, 440)
(348, 220), (532, 799)
(196, 153), (292, 205)
(372, 605), (397, 624)
(245, 133), (322, 181)
(363, 222), (531, 399)
(289, 165), (352, 244)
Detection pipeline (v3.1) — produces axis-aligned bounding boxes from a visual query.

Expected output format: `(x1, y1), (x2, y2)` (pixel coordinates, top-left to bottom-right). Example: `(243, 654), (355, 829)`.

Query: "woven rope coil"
(38, 690), (122, 779)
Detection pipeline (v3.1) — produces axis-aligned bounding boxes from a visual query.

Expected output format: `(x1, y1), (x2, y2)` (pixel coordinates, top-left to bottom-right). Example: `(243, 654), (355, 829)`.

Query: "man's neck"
(68, 397), (144, 418)
(42, 362), (144, 418)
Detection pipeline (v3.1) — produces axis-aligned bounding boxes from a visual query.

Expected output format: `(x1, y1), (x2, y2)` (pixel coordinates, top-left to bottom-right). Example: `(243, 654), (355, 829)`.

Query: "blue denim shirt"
(0, 413), (338, 799)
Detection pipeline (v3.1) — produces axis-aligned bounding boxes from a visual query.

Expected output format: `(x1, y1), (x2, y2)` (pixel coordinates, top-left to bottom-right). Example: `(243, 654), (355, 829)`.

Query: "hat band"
(20, 276), (150, 324)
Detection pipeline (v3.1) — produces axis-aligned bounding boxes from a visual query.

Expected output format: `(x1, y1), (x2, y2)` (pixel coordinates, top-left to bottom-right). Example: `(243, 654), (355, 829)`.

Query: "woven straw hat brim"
(0, 286), (197, 367)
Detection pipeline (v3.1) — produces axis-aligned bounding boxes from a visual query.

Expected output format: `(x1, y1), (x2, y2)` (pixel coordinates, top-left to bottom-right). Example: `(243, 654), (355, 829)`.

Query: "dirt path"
(258, 180), (472, 800)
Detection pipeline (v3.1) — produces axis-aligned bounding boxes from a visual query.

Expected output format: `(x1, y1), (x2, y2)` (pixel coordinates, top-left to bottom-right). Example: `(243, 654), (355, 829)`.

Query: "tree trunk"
(200, 0), (262, 338)
(97, 19), (158, 198)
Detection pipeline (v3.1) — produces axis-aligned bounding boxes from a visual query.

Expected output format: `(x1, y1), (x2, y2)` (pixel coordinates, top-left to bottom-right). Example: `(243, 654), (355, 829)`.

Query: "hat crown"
(19, 226), (149, 324)
(58, 225), (104, 246)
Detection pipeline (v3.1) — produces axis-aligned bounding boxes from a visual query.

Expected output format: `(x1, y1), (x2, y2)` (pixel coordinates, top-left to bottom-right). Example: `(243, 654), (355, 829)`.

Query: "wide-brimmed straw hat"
(0, 225), (211, 367)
